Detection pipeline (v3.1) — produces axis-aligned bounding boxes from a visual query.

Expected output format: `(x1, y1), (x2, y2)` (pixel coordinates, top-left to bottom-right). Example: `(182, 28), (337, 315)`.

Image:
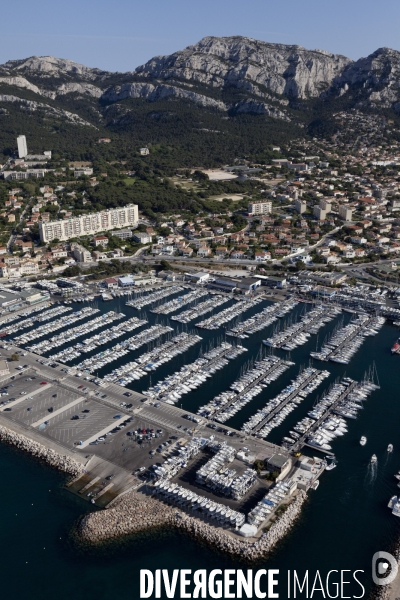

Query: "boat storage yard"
(0, 280), (384, 539)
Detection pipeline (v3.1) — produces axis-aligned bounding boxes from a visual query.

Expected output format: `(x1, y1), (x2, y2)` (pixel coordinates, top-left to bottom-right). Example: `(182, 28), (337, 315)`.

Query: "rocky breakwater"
(0, 425), (85, 476)
(77, 488), (307, 559)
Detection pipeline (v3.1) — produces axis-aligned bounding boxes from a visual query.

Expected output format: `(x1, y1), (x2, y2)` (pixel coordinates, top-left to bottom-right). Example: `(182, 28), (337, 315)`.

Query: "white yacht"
(388, 496), (400, 517)
(360, 436), (367, 446)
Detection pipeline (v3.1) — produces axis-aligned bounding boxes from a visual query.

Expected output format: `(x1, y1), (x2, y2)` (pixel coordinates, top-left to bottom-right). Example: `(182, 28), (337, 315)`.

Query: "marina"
(0, 301), (54, 331)
(197, 355), (293, 423)
(310, 314), (385, 364)
(125, 285), (186, 310)
(241, 367), (330, 439)
(142, 341), (247, 404)
(195, 297), (263, 330)
(262, 304), (342, 351)
(13, 306), (99, 345)
(225, 298), (298, 338)
(170, 294), (229, 323)
(0, 285), (397, 584)
(28, 311), (126, 355)
(104, 332), (203, 384)
(151, 289), (208, 315)
(74, 324), (173, 372)
(284, 375), (380, 452)
(48, 315), (148, 361)
(0, 304), (72, 336)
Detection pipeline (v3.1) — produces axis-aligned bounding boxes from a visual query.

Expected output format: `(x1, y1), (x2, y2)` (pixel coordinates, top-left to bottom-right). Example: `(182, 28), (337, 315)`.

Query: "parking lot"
(82, 416), (177, 472)
(43, 399), (120, 445)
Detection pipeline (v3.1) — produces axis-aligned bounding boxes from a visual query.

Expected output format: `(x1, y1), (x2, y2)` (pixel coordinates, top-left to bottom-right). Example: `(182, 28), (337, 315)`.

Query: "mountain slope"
(1, 37), (400, 164)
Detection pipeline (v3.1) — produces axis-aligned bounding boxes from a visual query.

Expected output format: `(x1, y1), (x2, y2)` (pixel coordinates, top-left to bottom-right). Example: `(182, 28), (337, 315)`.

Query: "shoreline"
(0, 422), (307, 559)
(77, 487), (307, 560)
(0, 425), (85, 477)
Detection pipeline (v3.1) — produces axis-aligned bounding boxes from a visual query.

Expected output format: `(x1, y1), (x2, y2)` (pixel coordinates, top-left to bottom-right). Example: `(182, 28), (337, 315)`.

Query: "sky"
(1, 0), (400, 72)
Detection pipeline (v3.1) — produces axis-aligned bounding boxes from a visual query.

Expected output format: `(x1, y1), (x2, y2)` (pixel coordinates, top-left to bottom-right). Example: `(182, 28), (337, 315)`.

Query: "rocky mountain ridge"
(1, 37), (400, 129)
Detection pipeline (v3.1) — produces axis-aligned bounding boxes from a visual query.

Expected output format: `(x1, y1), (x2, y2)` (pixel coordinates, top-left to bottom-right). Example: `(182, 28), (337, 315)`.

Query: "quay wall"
(0, 425), (85, 477)
(77, 488), (307, 560)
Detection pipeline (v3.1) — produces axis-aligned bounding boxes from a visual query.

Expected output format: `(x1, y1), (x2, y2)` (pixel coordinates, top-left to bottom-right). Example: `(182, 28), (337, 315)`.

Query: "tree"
(295, 260), (306, 271)
(10, 354), (19, 361)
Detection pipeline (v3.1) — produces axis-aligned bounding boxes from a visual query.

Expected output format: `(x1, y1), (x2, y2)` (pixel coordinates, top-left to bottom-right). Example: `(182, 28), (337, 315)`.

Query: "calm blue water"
(2, 296), (400, 599)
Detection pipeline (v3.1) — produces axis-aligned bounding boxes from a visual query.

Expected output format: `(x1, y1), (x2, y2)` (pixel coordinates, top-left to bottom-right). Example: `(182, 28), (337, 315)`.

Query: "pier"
(250, 368), (329, 435)
(225, 299), (298, 338)
(291, 381), (358, 452)
(198, 356), (292, 422)
(263, 305), (341, 351)
(142, 342), (247, 404)
(126, 285), (186, 310)
(310, 314), (384, 363)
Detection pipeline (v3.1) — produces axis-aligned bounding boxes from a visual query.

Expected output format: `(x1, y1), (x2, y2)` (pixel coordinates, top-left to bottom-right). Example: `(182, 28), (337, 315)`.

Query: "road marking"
(79, 416), (131, 448)
(31, 396), (85, 427)
(0, 383), (52, 411)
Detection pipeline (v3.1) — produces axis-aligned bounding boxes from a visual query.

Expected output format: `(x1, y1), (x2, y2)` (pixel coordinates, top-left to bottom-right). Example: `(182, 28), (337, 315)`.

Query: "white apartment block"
(339, 205), (353, 221)
(39, 205), (139, 243)
(294, 200), (307, 214)
(71, 243), (92, 263)
(17, 135), (28, 158)
(319, 199), (332, 212)
(313, 206), (326, 221)
(74, 167), (93, 178)
(248, 200), (272, 216)
(3, 169), (51, 180)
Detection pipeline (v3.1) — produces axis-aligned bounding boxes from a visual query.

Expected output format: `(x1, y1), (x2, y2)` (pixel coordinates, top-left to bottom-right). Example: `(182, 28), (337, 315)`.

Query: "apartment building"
(71, 243), (92, 263)
(39, 205), (139, 242)
(313, 206), (326, 221)
(294, 200), (307, 214)
(248, 200), (272, 216)
(339, 205), (353, 221)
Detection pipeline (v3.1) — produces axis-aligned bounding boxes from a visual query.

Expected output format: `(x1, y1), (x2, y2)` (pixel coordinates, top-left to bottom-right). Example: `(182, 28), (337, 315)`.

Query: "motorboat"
(388, 496), (400, 517)
(360, 436), (367, 446)
(371, 454), (377, 464)
(325, 459), (337, 471)
(388, 444), (394, 453)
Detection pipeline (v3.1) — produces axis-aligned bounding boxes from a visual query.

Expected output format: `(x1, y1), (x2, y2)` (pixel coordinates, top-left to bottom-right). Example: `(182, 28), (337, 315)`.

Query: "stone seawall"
(0, 425), (85, 477)
(78, 488), (307, 560)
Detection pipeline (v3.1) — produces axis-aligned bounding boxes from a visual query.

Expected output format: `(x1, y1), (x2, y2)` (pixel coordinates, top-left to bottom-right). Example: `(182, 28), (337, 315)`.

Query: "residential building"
(294, 200), (307, 214)
(104, 278), (118, 289)
(197, 246), (211, 257)
(133, 232), (152, 244)
(74, 167), (93, 178)
(93, 236), (109, 247)
(248, 200), (272, 216)
(3, 169), (51, 180)
(319, 199), (332, 212)
(39, 205), (139, 242)
(111, 229), (133, 240)
(71, 243), (92, 263)
(339, 205), (353, 221)
(313, 206), (326, 221)
(140, 148), (150, 155)
(17, 135), (28, 159)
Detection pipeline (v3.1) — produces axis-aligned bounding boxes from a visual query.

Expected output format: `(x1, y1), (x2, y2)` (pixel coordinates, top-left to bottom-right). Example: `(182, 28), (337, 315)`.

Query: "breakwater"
(77, 488), (307, 560)
(0, 425), (84, 477)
